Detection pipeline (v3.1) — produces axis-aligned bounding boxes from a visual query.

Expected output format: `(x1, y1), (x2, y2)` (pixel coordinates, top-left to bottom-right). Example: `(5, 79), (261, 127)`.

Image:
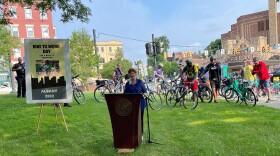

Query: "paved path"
(256, 94), (280, 109)
(0, 87), (12, 95)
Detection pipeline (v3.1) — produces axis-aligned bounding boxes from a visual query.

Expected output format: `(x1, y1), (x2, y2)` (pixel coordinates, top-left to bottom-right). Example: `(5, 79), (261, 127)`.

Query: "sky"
(52, 0), (277, 63)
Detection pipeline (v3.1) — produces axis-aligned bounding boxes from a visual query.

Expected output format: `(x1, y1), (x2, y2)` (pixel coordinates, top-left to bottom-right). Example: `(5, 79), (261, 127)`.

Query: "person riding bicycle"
(154, 63), (164, 82)
(200, 56), (221, 103)
(175, 58), (199, 93)
(252, 57), (271, 103)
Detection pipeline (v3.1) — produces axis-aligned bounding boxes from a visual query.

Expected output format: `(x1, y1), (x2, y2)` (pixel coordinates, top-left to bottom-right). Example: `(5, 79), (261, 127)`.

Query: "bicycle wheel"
(73, 89), (86, 104)
(244, 89), (256, 107)
(148, 91), (162, 110)
(94, 85), (110, 103)
(183, 90), (198, 110)
(157, 84), (168, 96)
(199, 86), (213, 103)
(225, 88), (239, 103)
(166, 89), (177, 106)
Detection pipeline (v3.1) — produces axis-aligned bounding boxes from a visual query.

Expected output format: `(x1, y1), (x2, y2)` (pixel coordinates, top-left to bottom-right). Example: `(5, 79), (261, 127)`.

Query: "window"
(258, 21), (264, 32)
(101, 47), (104, 52)
(99, 58), (105, 63)
(266, 19), (269, 30)
(96, 47), (99, 52)
(11, 25), (19, 37)
(39, 9), (47, 20)
(109, 47), (112, 52)
(25, 8), (32, 19)
(9, 6), (17, 18)
(14, 48), (21, 58)
(41, 26), (49, 38)
(26, 26), (34, 38)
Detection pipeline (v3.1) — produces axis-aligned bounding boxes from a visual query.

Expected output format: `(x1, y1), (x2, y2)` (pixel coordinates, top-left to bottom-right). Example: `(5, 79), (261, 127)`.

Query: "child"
(273, 76), (279, 94)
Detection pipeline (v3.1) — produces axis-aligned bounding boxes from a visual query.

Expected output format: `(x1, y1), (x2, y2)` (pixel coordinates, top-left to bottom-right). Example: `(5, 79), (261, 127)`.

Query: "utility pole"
(93, 29), (99, 74)
(152, 34), (156, 68)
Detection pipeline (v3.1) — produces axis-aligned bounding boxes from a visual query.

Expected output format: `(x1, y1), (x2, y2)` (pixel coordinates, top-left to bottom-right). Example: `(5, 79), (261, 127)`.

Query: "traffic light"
(262, 47), (266, 53)
(156, 42), (164, 54)
(237, 48), (240, 55)
(232, 48), (235, 55)
(267, 46), (270, 53)
(145, 43), (152, 55)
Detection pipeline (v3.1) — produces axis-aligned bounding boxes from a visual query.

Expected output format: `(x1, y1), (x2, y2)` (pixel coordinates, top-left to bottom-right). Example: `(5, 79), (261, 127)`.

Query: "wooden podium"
(105, 94), (142, 149)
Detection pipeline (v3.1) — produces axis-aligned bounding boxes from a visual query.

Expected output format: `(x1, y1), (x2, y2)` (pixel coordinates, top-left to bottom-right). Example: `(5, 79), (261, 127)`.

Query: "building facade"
(96, 41), (123, 69)
(5, 3), (56, 64)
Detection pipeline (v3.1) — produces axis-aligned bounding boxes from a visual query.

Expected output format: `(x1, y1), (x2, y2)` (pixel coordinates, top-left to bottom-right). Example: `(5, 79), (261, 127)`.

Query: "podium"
(105, 94), (142, 149)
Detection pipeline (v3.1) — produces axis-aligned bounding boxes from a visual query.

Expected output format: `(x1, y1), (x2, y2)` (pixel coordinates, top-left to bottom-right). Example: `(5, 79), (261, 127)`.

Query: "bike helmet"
(185, 58), (192, 63)
(158, 63), (163, 67)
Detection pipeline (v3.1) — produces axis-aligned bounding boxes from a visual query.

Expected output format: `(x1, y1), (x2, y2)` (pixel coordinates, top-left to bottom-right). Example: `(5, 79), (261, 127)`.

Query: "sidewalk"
(0, 87), (12, 95)
(257, 94), (280, 109)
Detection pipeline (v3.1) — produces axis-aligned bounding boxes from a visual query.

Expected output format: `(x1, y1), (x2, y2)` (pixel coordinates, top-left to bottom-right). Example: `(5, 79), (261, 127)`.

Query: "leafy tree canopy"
(69, 28), (99, 83)
(0, 25), (20, 70)
(205, 39), (221, 56)
(0, 0), (92, 25)
(100, 48), (132, 79)
(162, 61), (179, 78)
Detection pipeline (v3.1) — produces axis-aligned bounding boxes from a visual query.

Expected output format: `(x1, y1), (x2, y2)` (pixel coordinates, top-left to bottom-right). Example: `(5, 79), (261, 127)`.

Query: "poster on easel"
(24, 39), (72, 104)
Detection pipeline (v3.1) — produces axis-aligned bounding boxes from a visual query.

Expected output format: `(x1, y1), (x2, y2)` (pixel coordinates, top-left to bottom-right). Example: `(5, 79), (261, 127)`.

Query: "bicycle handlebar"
(72, 74), (80, 79)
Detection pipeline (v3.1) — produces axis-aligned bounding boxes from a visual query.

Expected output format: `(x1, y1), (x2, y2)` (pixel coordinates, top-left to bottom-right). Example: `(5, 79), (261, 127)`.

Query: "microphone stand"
(145, 96), (161, 145)
(128, 79), (161, 145)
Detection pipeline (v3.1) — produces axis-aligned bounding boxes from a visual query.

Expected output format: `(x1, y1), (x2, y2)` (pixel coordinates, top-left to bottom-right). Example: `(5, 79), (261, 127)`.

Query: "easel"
(36, 103), (69, 133)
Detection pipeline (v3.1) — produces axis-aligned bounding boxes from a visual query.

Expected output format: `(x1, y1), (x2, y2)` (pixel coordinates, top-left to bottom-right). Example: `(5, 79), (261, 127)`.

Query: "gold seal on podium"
(115, 98), (133, 116)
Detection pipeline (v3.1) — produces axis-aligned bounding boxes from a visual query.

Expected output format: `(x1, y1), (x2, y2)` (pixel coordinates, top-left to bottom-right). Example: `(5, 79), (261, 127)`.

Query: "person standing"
(244, 61), (256, 87)
(200, 56), (222, 103)
(113, 64), (124, 91)
(273, 76), (279, 94)
(252, 57), (271, 103)
(124, 68), (147, 139)
(12, 57), (26, 98)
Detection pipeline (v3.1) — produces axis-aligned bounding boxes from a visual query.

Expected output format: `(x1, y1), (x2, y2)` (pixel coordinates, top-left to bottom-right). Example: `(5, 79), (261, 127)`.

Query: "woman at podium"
(124, 68), (147, 136)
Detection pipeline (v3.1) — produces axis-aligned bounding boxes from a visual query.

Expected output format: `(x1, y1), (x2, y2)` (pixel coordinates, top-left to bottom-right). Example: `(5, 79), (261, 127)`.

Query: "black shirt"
(12, 62), (25, 77)
(203, 63), (221, 81)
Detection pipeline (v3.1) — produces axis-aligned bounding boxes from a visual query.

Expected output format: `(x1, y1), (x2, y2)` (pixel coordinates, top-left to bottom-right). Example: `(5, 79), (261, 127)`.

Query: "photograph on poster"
(35, 60), (60, 76)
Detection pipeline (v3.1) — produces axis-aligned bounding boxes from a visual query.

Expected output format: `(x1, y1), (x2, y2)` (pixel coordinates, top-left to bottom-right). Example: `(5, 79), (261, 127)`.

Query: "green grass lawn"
(0, 92), (280, 156)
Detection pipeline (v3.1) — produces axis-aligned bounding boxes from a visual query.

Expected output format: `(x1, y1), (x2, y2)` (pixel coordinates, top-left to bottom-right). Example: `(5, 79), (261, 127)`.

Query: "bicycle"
(166, 81), (198, 110)
(198, 78), (213, 103)
(144, 80), (162, 110)
(156, 77), (170, 97)
(94, 79), (115, 103)
(72, 74), (86, 104)
(224, 78), (256, 107)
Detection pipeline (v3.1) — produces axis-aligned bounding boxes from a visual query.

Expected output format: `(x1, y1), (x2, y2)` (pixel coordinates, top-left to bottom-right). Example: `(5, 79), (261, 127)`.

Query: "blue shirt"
(124, 79), (147, 111)
(154, 68), (163, 78)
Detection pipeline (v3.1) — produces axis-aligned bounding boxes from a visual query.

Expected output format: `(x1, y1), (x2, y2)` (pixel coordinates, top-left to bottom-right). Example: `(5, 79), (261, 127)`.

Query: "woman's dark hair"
(128, 68), (137, 74)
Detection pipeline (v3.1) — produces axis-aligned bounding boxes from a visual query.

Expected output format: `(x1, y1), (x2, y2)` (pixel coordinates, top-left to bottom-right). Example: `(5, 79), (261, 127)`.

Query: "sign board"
(250, 47), (254, 53)
(24, 39), (72, 104)
(204, 50), (209, 57)
(221, 49), (225, 55)
(228, 54), (257, 62)
(222, 64), (228, 78)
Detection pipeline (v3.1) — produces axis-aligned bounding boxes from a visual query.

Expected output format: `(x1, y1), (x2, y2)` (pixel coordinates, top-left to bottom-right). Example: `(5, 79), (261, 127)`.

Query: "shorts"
(210, 80), (220, 89)
(184, 79), (198, 91)
(247, 80), (254, 87)
(258, 80), (270, 88)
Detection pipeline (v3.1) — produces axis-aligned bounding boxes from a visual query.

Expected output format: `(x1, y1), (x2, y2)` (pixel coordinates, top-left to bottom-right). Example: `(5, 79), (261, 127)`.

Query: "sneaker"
(266, 98), (270, 103)
(214, 100), (218, 103)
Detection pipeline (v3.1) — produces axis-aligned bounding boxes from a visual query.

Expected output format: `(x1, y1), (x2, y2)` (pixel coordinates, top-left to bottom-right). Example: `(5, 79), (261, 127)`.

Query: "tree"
(0, 0), (91, 25)
(155, 35), (170, 52)
(100, 48), (132, 79)
(0, 25), (20, 70)
(205, 39), (221, 56)
(147, 35), (170, 67)
(162, 61), (179, 77)
(70, 28), (99, 83)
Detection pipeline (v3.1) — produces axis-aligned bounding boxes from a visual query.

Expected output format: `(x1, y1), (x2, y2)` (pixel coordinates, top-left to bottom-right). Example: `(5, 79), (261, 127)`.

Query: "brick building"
(5, 3), (56, 64)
